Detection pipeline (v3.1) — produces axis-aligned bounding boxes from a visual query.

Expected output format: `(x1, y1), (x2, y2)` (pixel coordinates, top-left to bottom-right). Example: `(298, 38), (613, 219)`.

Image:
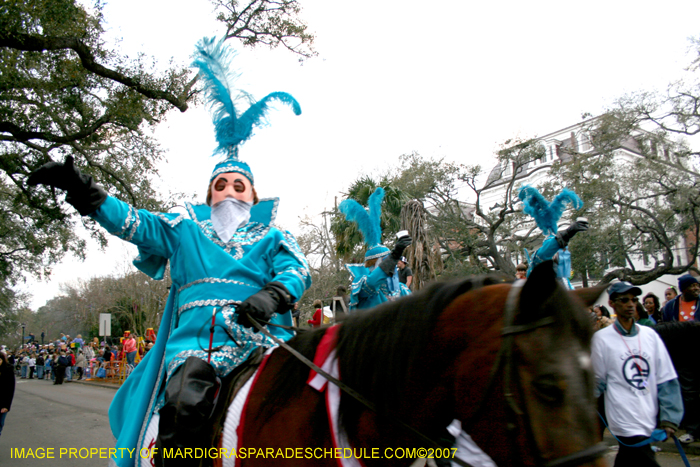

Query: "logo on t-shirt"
(622, 355), (650, 390)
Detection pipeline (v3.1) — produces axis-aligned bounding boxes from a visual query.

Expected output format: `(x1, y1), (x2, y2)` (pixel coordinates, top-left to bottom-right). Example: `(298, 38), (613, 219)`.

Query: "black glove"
(379, 235), (413, 277)
(236, 282), (292, 329)
(391, 235), (412, 260)
(27, 156), (107, 215)
(378, 255), (399, 276)
(556, 220), (589, 248)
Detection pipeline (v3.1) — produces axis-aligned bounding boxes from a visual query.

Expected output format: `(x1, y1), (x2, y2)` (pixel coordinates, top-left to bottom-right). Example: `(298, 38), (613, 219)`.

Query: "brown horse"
(234, 262), (607, 466)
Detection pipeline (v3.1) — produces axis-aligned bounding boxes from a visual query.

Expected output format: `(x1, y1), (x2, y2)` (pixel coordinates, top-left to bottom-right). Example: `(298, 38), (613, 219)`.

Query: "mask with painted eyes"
(211, 198), (253, 242)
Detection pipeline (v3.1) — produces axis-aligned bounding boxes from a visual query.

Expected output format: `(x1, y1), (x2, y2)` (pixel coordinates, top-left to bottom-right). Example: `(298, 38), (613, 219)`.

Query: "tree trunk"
(400, 200), (440, 290)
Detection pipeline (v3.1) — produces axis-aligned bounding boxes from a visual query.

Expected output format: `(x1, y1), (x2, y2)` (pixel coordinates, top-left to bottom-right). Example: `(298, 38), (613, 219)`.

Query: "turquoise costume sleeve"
(366, 265), (390, 290)
(526, 234), (561, 277)
(266, 230), (312, 339)
(657, 378), (684, 428)
(91, 196), (180, 255)
(90, 196), (181, 279)
(270, 231), (312, 302)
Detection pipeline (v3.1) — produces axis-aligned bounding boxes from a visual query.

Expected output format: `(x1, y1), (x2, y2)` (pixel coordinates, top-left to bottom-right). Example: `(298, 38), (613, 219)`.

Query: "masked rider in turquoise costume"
(27, 38), (311, 467)
(338, 187), (412, 310)
(518, 186), (588, 289)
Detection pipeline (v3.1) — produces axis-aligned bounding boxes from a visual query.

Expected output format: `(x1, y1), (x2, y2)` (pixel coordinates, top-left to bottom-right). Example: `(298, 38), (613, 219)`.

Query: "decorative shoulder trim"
(155, 212), (186, 229)
(185, 202), (211, 223)
(345, 263), (368, 281)
(250, 198), (279, 226)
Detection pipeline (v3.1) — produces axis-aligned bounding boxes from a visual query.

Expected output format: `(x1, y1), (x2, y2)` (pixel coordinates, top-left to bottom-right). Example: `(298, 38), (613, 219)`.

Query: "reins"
(245, 314), (476, 467)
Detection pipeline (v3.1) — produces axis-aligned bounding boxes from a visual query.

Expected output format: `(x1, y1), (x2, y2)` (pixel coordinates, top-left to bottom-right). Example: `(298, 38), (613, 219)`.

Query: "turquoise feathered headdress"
(192, 37), (302, 185)
(338, 187), (390, 261)
(518, 186), (582, 236)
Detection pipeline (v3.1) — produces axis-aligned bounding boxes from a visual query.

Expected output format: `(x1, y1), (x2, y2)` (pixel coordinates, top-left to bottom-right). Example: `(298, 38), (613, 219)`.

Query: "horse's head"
(435, 262), (607, 467)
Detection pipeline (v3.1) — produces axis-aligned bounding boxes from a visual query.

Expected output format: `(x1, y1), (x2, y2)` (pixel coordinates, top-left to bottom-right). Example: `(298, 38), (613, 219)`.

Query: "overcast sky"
(20, 0), (700, 308)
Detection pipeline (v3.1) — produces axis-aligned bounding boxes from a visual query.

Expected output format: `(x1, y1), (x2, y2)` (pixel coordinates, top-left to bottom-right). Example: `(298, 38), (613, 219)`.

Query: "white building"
(480, 117), (695, 303)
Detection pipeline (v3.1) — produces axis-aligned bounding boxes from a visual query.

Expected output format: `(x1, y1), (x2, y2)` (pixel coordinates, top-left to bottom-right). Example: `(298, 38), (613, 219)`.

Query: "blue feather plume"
(236, 92), (302, 143)
(338, 187), (384, 247)
(518, 186), (582, 235)
(192, 37), (302, 158)
(367, 187), (384, 245)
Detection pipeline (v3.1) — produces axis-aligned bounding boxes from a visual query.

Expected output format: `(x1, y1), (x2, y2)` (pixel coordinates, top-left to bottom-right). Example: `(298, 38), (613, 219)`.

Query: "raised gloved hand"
(556, 220), (589, 247)
(27, 156), (107, 215)
(378, 235), (413, 276)
(391, 235), (412, 260)
(236, 282), (292, 329)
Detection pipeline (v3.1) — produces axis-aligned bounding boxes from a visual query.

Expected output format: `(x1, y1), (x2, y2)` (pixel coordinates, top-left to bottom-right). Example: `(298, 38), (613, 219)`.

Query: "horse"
(228, 261), (607, 467)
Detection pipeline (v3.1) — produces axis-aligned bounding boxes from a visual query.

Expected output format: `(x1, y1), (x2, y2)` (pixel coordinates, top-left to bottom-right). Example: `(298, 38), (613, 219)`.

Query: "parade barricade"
(86, 360), (120, 384)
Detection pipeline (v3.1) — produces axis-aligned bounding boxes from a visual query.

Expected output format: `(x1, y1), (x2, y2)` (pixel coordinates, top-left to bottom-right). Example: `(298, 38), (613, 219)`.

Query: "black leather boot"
(154, 357), (219, 467)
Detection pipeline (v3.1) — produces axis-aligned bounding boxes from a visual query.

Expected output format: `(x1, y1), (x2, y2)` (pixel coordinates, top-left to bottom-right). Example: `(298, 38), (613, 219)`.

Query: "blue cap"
(210, 157), (254, 185)
(678, 274), (699, 292)
(607, 281), (642, 299)
(365, 245), (390, 261)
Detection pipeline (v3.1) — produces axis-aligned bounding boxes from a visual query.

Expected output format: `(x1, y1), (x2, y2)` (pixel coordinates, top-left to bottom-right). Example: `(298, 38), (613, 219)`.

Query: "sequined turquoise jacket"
(346, 263), (411, 310)
(94, 196), (311, 467)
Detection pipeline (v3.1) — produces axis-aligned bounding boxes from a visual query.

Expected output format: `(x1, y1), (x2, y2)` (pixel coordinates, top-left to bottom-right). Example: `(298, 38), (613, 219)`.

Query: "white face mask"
(211, 198), (253, 242)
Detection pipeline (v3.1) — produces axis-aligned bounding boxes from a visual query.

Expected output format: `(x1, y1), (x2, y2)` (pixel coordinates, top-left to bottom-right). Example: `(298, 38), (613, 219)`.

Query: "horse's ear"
(519, 261), (557, 317)
(571, 283), (607, 307)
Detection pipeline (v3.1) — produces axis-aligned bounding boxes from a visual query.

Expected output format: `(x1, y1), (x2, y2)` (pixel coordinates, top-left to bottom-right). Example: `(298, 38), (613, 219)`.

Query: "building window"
(504, 162), (512, 177)
(579, 132), (592, 152)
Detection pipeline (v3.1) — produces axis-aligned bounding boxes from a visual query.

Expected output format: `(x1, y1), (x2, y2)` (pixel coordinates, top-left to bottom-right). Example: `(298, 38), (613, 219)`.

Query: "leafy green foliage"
(0, 286), (30, 347)
(330, 175), (410, 262)
(0, 0), (317, 300)
(547, 111), (700, 285)
(0, 0), (194, 290)
(332, 152), (492, 277)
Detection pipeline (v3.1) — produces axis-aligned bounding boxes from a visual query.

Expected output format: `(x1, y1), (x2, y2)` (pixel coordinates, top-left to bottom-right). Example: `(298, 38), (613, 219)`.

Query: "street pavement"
(0, 377), (117, 466)
(3, 377), (698, 466)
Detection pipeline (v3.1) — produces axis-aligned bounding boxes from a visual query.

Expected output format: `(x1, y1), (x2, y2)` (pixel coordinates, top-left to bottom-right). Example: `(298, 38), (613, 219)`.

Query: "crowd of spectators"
(2, 331), (155, 386)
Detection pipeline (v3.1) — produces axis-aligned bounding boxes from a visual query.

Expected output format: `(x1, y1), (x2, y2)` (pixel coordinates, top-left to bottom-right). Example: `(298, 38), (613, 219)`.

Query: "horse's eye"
(533, 376), (566, 404)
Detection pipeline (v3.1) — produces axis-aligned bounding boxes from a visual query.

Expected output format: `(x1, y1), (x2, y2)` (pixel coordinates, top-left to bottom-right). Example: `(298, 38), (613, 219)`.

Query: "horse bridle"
(473, 281), (608, 467)
(242, 282), (607, 467)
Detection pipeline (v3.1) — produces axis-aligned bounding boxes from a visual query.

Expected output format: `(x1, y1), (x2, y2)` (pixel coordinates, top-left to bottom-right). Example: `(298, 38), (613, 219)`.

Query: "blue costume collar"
(186, 198), (279, 226)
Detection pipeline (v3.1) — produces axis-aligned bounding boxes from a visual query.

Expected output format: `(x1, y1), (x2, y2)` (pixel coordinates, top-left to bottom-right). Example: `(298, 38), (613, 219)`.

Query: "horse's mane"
(654, 321), (700, 380)
(260, 275), (507, 426)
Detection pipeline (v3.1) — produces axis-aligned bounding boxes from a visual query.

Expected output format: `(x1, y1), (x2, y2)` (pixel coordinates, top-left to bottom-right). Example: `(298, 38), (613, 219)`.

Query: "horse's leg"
(239, 349), (336, 467)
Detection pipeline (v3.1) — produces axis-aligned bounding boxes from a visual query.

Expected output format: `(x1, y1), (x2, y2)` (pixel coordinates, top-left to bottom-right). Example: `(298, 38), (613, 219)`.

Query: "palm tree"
(400, 200), (441, 290)
(331, 176), (410, 263)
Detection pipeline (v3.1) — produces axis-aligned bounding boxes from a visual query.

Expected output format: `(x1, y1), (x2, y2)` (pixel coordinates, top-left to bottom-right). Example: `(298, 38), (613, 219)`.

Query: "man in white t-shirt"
(592, 281), (684, 467)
